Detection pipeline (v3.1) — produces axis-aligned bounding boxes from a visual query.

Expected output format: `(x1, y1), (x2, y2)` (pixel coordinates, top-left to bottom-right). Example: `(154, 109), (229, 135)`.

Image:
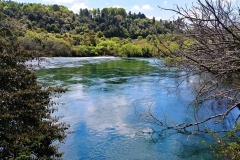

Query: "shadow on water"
(36, 57), (221, 160)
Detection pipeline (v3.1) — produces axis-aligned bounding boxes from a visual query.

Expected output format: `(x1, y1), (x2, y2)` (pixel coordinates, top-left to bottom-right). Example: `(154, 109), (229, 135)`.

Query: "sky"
(12, 0), (198, 20)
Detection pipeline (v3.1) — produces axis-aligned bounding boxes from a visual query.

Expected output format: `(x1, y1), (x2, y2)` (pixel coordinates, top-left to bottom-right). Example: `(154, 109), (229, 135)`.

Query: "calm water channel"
(35, 57), (228, 160)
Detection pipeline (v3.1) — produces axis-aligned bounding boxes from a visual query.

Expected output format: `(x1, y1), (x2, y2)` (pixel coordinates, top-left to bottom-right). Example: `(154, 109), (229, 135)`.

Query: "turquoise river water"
(35, 57), (235, 160)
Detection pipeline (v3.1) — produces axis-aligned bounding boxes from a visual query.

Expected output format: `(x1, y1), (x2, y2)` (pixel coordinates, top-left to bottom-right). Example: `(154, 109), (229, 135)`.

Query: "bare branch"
(144, 0), (240, 135)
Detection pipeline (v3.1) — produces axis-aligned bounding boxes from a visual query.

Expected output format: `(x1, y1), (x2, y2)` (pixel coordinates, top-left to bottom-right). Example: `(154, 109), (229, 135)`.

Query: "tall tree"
(0, 28), (69, 159)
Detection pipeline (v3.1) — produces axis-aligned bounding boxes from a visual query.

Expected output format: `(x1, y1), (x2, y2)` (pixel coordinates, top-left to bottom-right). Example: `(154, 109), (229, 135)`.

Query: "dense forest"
(0, 0), (182, 57)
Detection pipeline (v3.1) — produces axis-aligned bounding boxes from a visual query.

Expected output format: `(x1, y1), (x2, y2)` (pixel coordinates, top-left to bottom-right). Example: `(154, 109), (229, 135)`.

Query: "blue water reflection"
(36, 57), (218, 160)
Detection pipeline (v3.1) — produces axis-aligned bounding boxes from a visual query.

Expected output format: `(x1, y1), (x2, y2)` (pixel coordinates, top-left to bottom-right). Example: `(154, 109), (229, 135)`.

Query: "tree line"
(0, 0), (183, 57)
(0, 1), (176, 38)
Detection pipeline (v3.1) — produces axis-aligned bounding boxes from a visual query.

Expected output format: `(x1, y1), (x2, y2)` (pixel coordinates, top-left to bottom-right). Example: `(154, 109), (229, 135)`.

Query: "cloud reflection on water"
(37, 57), (216, 160)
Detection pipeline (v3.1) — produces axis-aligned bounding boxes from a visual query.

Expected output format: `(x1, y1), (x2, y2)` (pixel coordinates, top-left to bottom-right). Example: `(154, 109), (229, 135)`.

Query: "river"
(35, 57), (226, 160)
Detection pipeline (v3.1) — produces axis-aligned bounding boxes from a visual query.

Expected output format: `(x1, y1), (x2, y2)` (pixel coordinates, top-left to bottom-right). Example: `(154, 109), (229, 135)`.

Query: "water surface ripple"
(36, 57), (221, 160)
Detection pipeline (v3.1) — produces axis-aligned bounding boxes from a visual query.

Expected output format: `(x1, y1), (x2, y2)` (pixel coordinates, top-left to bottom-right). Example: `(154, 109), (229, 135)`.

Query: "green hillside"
(0, 1), (181, 57)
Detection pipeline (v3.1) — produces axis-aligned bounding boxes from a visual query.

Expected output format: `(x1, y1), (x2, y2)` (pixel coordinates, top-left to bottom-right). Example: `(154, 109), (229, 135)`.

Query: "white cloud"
(157, 16), (162, 20)
(132, 5), (140, 10)
(43, 0), (89, 13)
(142, 4), (154, 11)
(146, 15), (162, 20)
(131, 4), (154, 11)
(43, 0), (69, 3)
(146, 15), (153, 19)
(70, 3), (88, 13)
(164, 1), (168, 6)
(113, 5), (122, 8)
(43, 0), (88, 4)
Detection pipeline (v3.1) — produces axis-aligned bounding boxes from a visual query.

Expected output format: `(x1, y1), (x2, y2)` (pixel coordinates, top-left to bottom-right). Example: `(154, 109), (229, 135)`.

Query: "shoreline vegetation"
(0, 0), (184, 58)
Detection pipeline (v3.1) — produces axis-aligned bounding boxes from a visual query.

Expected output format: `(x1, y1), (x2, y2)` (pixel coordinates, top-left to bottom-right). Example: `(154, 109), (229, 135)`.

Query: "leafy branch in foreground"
(0, 28), (69, 159)
(205, 122), (240, 159)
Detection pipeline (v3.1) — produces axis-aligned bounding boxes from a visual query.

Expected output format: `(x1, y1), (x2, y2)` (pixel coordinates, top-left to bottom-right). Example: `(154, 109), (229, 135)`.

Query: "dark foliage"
(0, 28), (69, 159)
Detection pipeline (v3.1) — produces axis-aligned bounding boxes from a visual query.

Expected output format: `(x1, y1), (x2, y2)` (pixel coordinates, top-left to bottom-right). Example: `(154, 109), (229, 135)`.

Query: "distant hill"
(0, 1), (178, 37)
(0, 1), (181, 57)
